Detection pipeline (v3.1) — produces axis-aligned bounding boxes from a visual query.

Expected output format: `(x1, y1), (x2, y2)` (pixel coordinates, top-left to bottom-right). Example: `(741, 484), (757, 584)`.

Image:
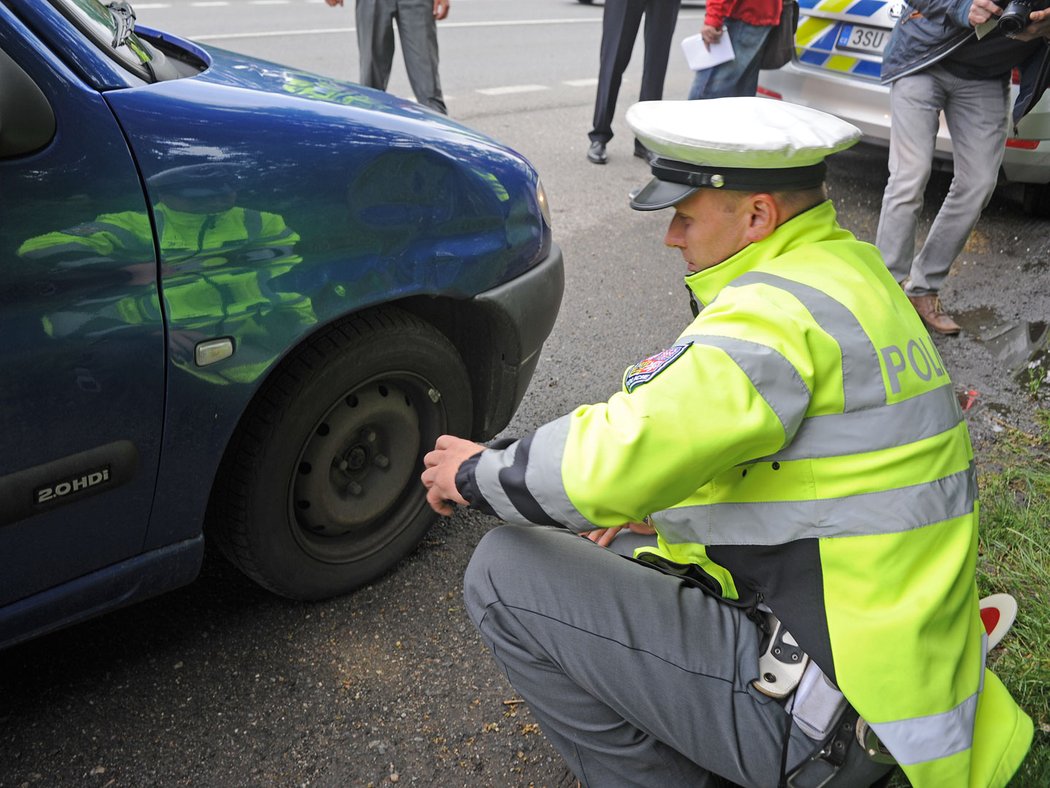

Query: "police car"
(0, 0), (562, 647)
(757, 0), (1050, 215)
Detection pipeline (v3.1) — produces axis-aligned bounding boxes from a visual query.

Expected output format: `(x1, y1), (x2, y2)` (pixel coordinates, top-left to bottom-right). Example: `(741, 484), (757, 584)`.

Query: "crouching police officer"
(421, 98), (1033, 788)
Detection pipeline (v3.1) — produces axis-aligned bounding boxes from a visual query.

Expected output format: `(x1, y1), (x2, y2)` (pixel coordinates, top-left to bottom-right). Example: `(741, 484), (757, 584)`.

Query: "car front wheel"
(209, 308), (472, 600)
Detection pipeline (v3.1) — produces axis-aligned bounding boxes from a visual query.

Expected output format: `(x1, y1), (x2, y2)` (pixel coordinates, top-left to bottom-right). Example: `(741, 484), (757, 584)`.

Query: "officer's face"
(664, 189), (752, 273)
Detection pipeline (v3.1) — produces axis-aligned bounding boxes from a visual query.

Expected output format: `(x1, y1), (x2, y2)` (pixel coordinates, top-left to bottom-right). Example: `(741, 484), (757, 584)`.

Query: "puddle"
(953, 306), (1002, 337)
(952, 308), (1049, 392)
(981, 321), (1048, 372)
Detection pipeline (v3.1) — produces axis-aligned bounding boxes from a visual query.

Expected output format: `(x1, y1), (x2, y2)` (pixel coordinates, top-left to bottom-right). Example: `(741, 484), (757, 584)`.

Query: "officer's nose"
(664, 216), (684, 249)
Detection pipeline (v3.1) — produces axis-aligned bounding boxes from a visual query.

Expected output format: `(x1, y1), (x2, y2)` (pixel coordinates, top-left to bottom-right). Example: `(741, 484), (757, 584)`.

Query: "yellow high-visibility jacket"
(456, 200), (1032, 786)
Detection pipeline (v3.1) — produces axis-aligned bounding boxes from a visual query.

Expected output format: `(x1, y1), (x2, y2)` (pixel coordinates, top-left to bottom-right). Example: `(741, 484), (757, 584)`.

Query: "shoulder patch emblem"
(624, 342), (692, 393)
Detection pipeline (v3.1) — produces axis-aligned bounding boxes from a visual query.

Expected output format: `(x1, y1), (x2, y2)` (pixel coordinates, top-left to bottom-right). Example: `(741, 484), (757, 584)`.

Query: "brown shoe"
(909, 295), (961, 335)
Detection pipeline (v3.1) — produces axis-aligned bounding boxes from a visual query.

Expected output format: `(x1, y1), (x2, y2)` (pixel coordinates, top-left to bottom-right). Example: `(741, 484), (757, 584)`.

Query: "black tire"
(209, 308), (472, 600)
(1022, 181), (1050, 218)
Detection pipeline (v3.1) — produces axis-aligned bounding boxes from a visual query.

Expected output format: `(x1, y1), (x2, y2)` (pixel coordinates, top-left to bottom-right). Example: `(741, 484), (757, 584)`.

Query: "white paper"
(681, 31), (735, 72)
(974, 18), (998, 39)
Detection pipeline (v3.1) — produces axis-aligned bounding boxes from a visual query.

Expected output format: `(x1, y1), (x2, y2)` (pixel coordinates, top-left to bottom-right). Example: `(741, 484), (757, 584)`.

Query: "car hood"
(103, 29), (550, 312)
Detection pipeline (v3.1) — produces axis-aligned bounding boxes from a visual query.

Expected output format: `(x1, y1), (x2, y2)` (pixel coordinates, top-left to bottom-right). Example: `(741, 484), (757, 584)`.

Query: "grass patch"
(975, 410), (1050, 786)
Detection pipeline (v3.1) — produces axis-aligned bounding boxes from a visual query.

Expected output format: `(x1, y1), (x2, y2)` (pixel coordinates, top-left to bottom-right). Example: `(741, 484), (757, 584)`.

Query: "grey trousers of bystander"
(355, 0), (446, 113)
(875, 64), (1009, 296)
(463, 525), (891, 788)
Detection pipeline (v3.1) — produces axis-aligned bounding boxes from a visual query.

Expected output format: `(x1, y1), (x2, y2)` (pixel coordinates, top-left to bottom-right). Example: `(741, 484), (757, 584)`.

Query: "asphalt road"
(1, 2), (1048, 786)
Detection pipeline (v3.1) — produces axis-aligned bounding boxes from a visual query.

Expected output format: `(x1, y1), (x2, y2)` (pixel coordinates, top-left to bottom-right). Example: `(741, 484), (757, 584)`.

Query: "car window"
(0, 45), (56, 157)
(48, 0), (162, 82)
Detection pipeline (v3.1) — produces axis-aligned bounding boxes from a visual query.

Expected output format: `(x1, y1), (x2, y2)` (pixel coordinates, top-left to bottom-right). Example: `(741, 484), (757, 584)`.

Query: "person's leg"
(394, 0), (447, 113)
(590, 0), (646, 143)
(464, 525), (819, 787)
(909, 67), (1009, 295)
(875, 71), (944, 285)
(356, 0), (397, 90)
(639, 0), (681, 102)
(688, 19), (771, 99)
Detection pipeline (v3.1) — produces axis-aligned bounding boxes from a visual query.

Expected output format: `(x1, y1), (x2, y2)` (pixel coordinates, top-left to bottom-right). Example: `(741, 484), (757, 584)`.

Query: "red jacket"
(704, 0), (782, 29)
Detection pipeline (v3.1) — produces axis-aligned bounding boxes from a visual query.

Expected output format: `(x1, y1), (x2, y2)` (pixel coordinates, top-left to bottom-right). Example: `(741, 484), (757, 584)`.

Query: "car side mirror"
(0, 46), (56, 158)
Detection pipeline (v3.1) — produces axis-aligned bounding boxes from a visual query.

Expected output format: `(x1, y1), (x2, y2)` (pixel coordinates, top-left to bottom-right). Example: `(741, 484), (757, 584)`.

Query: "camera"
(998, 0), (1047, 36)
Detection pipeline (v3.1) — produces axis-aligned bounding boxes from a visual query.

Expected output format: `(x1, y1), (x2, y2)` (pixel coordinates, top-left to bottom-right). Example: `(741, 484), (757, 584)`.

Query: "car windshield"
(50, 0), (157, 81)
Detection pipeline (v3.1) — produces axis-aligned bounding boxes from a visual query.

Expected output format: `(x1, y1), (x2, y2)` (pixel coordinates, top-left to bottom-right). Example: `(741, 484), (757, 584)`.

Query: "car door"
(0, 10), (164, 608)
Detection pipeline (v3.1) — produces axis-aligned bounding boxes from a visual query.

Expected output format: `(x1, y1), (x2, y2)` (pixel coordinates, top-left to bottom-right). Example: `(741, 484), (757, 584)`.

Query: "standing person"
(325, 0), (450, 114)
(688, 0), (782, 99)
(876, 0), (1050, 334)
(587, 0), (682, 164)
(422, 97), (1033, 788)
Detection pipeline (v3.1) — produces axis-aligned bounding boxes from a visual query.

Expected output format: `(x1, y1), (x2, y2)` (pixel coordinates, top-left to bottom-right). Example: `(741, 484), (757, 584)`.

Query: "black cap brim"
(629, 177), (699, 211)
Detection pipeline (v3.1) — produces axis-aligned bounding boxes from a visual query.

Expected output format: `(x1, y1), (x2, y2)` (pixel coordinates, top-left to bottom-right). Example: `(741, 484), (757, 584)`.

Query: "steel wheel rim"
(288, 373), (442, 563)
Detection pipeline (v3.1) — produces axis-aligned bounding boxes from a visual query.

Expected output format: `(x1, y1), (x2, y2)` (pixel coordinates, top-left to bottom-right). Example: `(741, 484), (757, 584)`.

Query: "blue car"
(0, 0), (563, 648)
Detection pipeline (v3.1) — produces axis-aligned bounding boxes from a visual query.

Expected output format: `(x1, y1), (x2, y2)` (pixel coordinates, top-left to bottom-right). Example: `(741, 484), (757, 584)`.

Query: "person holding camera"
(876, 0), (1050, 334)
(421, 97), (1033, 787)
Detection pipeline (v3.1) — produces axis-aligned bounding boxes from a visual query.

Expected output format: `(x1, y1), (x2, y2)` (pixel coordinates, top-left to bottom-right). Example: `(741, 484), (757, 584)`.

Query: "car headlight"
(536, 178), (552, 228)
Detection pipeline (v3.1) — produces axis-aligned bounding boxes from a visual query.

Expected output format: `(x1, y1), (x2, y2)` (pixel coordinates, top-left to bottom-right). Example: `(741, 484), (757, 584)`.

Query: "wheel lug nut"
(348, 482), (363, 496)
(338, 459), (349, 472)
(373, 454), (389, 468)
(363, 429), (377, 443)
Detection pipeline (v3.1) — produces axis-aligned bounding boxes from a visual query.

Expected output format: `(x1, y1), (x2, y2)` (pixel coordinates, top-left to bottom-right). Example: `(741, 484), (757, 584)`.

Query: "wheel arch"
(200, 286), (533, 541)
(202, 303), (475, 597)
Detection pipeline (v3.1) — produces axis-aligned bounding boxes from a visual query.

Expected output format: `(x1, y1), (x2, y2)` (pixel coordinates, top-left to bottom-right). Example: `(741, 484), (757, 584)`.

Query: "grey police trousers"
(464, 525), (894, 787)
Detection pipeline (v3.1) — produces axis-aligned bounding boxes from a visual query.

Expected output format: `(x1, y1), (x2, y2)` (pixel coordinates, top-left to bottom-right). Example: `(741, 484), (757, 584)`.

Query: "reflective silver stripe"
(473, 415), (594, 531)
(870, 692), (978, 766)
(681, 334), (811, 445)
(19, 241), (98, 259)
(92, 220), (145, 250)
(473, 440), (528, 523)
(244, 208), (263, 240)
(526, 414), (595, 532)
(732, 273), (886, 411)
(654, 463), (976, 545)
(765, 384), (963, 462)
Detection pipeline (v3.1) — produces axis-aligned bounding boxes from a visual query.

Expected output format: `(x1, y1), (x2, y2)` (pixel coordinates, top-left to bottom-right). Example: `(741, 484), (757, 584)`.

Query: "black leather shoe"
(634, 141), (652, 162)
(587, 140), (608, 164)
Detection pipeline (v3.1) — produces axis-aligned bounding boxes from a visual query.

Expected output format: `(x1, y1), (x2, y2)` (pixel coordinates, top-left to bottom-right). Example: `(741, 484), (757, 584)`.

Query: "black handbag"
(760, 0), (799, 71)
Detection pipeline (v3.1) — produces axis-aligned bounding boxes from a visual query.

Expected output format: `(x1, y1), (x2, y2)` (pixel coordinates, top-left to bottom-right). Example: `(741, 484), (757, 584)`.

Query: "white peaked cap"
(626, 98), (862, 210)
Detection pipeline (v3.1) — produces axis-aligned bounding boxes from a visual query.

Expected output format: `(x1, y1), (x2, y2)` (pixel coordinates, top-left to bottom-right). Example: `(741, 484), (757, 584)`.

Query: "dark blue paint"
(0, 0), (560, 649)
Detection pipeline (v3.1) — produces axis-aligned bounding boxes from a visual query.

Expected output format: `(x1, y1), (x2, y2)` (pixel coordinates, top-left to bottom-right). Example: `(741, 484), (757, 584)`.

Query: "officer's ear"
(742, 193), (779, 244)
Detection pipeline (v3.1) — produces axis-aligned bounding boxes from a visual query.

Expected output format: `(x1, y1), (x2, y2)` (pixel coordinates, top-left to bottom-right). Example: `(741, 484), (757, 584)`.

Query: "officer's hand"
(421, 434), (482, 516)
(582, 521), (657, 548)
(434, 0), (450, 20)
(701, 24), (723, 48)
(968, 0), (1001, 26)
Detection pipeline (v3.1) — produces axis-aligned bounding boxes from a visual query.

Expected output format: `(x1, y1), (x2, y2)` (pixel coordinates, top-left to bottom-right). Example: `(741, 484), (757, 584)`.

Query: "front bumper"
(469, 242), (564, 438)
